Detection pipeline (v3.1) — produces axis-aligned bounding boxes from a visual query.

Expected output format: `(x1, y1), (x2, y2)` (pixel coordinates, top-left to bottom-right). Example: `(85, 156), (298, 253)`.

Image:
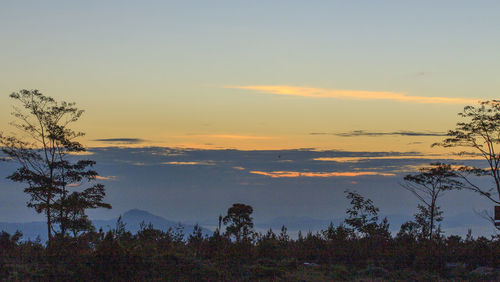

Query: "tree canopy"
(223, 203), (254, 242)
(0, 90), (111, 241)
(434, 100), (500, 227)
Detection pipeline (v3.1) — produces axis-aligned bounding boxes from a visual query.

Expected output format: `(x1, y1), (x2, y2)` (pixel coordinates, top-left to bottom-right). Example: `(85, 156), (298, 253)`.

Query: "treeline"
(1, 196), (499, 281)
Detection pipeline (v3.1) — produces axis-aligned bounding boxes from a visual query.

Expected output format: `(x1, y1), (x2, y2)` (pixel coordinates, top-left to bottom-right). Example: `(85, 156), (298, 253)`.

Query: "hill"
(0, 209), (212, 242)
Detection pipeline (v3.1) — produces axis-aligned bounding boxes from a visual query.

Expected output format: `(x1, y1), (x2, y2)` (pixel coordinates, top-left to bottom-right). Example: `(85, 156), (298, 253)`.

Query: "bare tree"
(433, 100), (500, 228)
(401, 163), (460, 240)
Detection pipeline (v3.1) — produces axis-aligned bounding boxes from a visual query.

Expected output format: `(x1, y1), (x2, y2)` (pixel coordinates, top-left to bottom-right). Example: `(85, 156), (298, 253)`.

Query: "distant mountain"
(0, 209), (212, 242)
(0, 221), (47, 242)
(93, 209), (212, 237)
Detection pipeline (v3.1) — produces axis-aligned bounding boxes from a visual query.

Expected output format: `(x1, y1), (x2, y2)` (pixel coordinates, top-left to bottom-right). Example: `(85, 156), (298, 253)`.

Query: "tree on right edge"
(433, 100), (500, 229)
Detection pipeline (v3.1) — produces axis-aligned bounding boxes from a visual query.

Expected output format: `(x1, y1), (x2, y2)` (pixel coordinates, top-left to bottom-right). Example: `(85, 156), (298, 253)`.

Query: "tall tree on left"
(0, 90), (111, 242)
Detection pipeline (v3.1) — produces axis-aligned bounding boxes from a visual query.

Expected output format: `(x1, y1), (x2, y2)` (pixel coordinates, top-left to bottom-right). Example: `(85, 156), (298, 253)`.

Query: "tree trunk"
(47, 206), (52, 241)
(429, 201), (435, 240)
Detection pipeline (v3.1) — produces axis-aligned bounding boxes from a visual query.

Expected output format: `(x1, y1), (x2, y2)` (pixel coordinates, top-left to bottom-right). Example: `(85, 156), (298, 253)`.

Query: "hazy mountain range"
(0, 209), (212, 242)
(0, 207), (495, 243)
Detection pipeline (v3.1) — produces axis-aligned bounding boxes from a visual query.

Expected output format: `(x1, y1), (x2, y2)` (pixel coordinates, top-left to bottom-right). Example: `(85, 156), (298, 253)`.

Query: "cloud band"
(227, 85), (478, 105)
(250, 170), (395, 178)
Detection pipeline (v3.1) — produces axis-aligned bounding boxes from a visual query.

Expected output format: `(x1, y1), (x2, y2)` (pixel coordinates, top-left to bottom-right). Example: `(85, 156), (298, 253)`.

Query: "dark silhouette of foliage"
(0, 90), (111, 241)
(1, 204), (500, 280)
(402, 163), (461, 240)
(433, 100), (500, 228)
(223, 203), (254, 242)
(344, 190), (390, 239)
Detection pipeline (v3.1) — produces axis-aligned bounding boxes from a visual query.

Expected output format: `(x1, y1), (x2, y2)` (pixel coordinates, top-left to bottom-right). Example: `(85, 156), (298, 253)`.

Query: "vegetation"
(0, 90), (111, 242)
(434, 100), (500, 228)
(1, 92), (500, 280)
(223, 203), (254, 242)
(0, 198), (499, 280)
(401, 163), (461, 240)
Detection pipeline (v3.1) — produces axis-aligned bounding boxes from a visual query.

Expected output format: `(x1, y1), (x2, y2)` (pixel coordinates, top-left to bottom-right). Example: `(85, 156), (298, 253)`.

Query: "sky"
(0, 1), (499, 236)
(1, 0), (499, 152)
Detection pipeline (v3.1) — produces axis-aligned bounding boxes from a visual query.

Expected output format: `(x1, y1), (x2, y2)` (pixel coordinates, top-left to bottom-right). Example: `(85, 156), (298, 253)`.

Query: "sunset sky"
(1, 1), (498, 152)
(1, 1), (499, 236)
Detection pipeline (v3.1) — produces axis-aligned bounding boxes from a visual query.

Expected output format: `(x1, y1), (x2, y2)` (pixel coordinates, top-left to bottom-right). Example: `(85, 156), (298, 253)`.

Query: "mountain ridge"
(0, 209), (212, 242)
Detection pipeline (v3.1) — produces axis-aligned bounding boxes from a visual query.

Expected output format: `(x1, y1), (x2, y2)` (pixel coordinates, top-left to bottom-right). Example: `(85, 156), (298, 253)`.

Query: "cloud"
(249, 170), (395, 178)
(67, 151), (95, 156)
(187, 134), (274, 140)
(95, 175), (117, 181)
(94, 138), (146, 144)
(311, 130), (447, 137)
(161, 161), (215, 166)
(227, 85), (478, 104)
(313, 154), (482, 163)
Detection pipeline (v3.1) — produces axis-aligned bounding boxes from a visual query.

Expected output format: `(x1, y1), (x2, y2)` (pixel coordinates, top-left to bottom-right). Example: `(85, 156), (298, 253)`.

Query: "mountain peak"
(123, 209), (153, 217)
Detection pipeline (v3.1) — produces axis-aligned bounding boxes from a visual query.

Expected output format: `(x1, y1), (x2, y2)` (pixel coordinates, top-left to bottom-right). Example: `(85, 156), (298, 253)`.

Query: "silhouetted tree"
(256, 228), (280, 259)
(344, 190), (389, 238)
(0, 90), (111, 241)
(188, 224), (204, 257)
(223, 203), (254, 242)
(322, 222), (352, 242)
(278, 225), (290, 247)
(433, 100), (500, 227)
(397, 221), (421, 241)
(55, 192), (95, 237)
(402, 163), (460, 240)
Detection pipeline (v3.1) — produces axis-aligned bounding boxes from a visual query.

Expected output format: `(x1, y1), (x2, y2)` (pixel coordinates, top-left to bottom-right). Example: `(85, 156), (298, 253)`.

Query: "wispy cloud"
(68, 151), (95, 156)
(161, 161), (215, 166)
(311, 130), (447, 137)
(314, 154), (482, 163)
(94, 138), (146, 144)
(95, 175), (117, 181)
(187, 134), (273, 140)
(227, 85), (478, 104)
(249, 170), (395, 178)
